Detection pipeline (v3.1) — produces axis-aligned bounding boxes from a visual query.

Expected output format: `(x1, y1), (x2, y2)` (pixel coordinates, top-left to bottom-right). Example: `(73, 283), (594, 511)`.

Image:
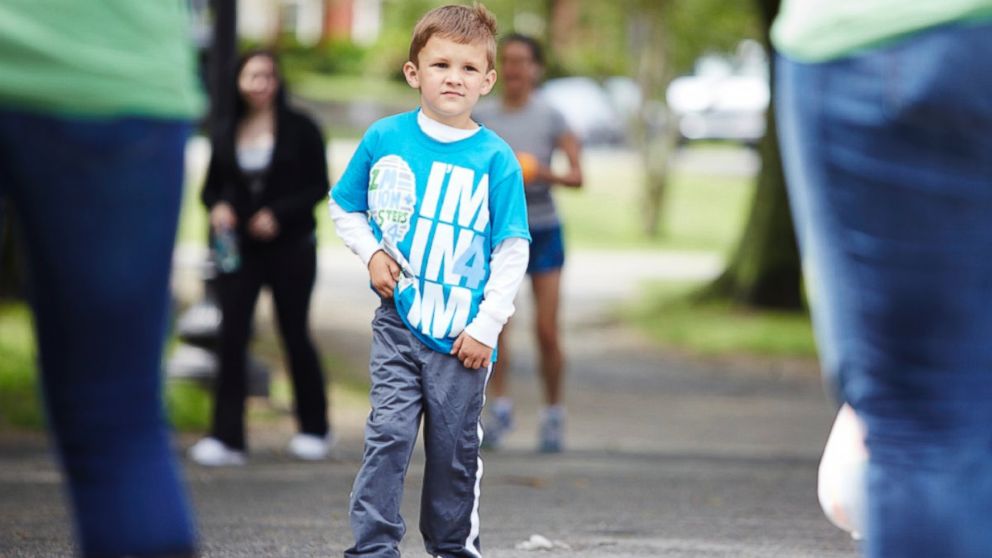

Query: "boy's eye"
(464, 66), (478, 72)
(432, 62), (448, 68)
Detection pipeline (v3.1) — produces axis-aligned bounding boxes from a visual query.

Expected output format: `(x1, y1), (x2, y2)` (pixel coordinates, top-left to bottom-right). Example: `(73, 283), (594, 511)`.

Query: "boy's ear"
(480, 69), (497, 96)
(402, 61), (420, 89)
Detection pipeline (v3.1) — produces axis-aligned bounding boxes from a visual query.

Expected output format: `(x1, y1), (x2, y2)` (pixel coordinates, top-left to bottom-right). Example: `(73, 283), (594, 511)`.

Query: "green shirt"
(0, 1), (205, 118)
(772, 0), (992, 62)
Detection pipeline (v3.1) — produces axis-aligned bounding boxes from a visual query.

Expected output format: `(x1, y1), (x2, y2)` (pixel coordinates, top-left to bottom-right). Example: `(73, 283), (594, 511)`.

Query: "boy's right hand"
(368, 250), (401, 299)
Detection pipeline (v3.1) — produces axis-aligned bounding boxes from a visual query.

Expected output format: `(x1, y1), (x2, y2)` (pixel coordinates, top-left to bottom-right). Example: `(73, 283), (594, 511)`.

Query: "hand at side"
(451, 331), (492, 370)
(368, 250), (400, 299)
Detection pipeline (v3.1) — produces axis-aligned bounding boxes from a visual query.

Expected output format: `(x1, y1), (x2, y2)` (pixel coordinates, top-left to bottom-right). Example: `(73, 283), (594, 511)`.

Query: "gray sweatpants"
(345, 302), (489, 558)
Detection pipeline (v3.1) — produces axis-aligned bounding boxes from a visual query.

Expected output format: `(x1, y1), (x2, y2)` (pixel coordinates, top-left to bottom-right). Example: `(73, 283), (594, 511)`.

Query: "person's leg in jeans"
(211, 250), (265, 450)
(267, 236), (328, 438)
(0, 111), (196, 556)
(777, 21), (992, 557)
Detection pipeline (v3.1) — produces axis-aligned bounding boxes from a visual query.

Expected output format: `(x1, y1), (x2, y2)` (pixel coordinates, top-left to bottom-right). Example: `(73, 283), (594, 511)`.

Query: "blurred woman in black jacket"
(190, 50), (331, 466)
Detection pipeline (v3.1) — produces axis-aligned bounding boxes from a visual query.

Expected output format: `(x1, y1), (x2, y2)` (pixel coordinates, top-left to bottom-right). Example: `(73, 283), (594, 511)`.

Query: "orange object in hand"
(516, 151), (539, 185)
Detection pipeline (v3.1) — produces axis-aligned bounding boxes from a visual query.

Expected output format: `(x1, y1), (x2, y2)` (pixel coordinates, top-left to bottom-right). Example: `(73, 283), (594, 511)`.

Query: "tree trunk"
(631, 0), (675, 237)
(639, 112), (678, 238)
(548, 0), (580, 63)
(698, 0), (802, 309)
(209, 0), (238, 138)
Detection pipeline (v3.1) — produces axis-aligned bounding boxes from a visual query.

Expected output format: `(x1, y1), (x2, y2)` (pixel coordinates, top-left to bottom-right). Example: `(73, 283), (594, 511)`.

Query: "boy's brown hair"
(408, 3), (498, 70)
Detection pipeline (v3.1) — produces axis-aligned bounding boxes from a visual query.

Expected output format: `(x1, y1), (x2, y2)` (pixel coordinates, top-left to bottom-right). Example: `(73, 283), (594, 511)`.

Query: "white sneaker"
(482, 398), (514, 450)
(188, 437), (246, 467)
(287, 432), (336, 461)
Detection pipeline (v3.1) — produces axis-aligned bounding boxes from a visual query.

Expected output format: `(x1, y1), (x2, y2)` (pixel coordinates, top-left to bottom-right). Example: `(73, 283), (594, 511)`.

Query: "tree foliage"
(664, 0), (760, 75)
(363, 0), (758, 84)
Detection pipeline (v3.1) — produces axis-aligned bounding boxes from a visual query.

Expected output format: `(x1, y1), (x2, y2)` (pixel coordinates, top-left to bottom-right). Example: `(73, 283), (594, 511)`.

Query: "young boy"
(328, 4), (531, 557)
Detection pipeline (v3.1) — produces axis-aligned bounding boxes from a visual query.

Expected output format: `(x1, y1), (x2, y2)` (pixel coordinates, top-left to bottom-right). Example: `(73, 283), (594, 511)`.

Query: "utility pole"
(209, 0), (238, 137)
(169, 0), (270, 397)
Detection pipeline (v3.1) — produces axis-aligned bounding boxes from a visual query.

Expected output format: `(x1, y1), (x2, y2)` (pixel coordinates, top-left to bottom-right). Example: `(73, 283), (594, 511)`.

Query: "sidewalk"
(0, 247), (857, 557)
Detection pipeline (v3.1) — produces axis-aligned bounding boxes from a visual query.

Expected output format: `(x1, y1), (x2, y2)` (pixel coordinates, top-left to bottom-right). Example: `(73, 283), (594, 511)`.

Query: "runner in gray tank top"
(473, 33), (583, 452)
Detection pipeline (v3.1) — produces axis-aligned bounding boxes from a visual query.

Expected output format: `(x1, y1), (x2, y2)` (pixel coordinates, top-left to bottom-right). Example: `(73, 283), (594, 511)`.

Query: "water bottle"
(214, 226), (240, 273)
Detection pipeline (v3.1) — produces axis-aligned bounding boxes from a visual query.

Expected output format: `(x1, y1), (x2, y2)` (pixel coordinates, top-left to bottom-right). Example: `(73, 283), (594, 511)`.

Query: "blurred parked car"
(540, 76), (626, 146)
(666, 42), (769, 144)
(603, 76), (642, 124)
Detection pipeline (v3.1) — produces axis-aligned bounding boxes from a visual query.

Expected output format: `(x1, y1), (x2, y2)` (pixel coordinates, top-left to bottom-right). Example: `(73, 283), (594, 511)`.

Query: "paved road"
(0, 245), (858, 557)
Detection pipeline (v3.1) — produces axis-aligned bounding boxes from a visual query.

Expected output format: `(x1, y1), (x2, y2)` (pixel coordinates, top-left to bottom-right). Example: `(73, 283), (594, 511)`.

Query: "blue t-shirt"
(332, 109), (531, 354)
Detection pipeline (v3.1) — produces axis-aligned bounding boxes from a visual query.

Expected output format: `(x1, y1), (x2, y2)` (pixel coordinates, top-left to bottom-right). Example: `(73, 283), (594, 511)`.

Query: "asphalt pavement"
(0, 243), (858, 557)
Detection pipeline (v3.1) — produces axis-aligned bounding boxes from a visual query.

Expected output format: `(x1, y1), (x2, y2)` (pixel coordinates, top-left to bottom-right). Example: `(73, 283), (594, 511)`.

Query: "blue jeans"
(0, 110), (196, 556)
(777, 21), (992, 557)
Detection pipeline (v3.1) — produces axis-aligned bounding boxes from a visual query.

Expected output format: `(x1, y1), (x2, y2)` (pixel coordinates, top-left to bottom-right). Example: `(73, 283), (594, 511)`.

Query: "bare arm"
(535, 131), (583, 188)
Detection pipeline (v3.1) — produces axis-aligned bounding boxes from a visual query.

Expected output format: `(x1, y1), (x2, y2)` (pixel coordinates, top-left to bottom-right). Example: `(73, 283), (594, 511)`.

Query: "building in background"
(238, 0), (381, 46)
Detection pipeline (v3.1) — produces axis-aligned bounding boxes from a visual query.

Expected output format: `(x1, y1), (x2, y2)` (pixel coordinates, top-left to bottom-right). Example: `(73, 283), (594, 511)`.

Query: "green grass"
(0, 303), (43, 429)
(164, 381), (212, 431)
(292, 73), (418, 108)
(557, 153), (753, 252)
(178, 184), (209, 246)
(626, 281), (817, 358)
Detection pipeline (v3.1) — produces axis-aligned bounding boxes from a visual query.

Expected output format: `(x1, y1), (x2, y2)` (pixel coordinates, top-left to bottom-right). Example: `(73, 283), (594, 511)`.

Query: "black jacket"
(201, 107), (329, 247)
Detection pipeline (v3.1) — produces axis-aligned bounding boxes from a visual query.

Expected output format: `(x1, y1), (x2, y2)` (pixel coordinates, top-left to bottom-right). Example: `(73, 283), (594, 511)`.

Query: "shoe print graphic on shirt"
(368, 154), (416, 245)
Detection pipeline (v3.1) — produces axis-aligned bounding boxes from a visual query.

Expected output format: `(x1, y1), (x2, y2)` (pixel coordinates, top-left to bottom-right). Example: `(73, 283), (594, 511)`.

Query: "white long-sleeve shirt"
(328, 111), (530, 349)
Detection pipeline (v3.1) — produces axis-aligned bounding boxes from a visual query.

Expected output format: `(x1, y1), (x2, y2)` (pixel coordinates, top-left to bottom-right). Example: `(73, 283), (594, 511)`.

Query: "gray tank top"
(473, 96), (570, 230)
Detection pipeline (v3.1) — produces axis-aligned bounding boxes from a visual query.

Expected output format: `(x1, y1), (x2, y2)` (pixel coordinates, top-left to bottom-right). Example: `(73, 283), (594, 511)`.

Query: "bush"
(279, 37), (370, 77)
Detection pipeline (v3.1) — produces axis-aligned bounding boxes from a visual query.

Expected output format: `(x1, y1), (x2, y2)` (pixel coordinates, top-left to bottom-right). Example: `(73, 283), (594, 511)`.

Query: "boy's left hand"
(451, 332), (492, 370)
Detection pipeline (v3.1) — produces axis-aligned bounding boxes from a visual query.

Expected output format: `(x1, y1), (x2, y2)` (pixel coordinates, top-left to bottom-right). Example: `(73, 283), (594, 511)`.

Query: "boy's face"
(403, 35), (496, 129)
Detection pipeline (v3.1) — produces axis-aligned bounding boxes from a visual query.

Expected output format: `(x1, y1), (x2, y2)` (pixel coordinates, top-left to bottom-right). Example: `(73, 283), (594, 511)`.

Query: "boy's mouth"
(441, 91), (464, 97)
